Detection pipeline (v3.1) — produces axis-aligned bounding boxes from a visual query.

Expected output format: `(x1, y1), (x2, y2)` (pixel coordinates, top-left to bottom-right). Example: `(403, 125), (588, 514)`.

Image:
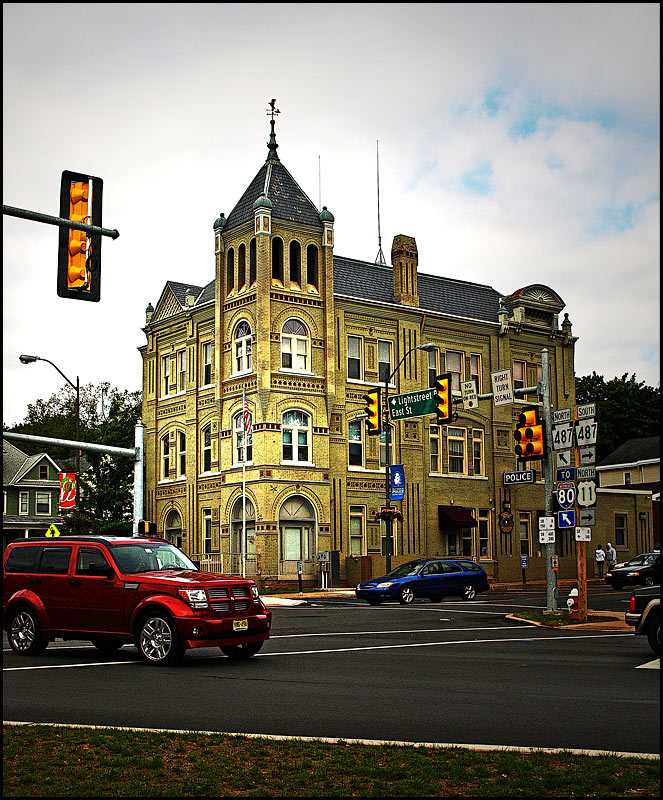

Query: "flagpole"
(242, 389), (247, 579)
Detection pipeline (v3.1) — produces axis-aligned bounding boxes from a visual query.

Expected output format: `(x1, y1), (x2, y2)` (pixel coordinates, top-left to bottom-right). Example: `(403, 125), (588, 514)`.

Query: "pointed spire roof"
(224, 108), (322, 232)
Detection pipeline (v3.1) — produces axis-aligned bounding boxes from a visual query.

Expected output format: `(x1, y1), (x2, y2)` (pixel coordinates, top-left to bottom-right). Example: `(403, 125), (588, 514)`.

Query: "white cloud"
(3, 3), (659, 427)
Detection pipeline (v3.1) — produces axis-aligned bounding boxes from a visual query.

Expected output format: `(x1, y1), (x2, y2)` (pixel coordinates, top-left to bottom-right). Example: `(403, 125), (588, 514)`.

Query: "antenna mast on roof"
(375, 140), (386, 265)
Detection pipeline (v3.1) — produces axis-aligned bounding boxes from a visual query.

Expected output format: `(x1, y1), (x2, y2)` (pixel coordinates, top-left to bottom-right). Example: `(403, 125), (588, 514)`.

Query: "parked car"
(355, 558), (489, 605)
(3, 536), (272, 665)
(625, 585), (660, 656)
(605, 552), (660, 590)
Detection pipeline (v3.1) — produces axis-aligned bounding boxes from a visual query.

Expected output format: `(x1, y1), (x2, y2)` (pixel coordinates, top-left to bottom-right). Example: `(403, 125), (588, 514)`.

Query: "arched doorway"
(231, 496), (256, 576)
(279, 495), (316, 577)
(164, 509), (183, 549)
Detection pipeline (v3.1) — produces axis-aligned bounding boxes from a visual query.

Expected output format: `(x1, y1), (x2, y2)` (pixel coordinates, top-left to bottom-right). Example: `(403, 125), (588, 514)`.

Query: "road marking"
(635, 659), (660, 670)
(4, 660), (138, 672)
(5, 721), (658, 761)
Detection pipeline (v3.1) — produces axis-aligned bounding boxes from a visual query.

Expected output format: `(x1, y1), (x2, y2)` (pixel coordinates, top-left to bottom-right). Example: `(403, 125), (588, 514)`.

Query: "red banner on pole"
(59, 472), (76, 509)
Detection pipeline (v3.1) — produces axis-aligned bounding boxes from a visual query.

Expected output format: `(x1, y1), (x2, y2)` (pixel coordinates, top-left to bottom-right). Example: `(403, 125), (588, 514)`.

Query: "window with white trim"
(347, 336), (362, 380)
(282, 410), (310, 463)
(19, 491), (29, 515)
(201, 343), (212, 386)
(470, 354), (481, 392)
(233, 321), (252, 374)
(177, 431), (186, 477)
(429, 424), (440, 472)
(446, 350), (463, 393)
(349, 506), (365, 556)
(379, 424), (395, 468)
(478, 509), (490, 558)
(177, 349), (186, 393)
(202, 425), (212, 472)
(234, 411), (253, 464)
(161, 434), (170, 480)
(428, 348), (439, 388)
(513, 360), (526, 392)
(378, 340), (392, 385)
(348, 420), (363, 467)
(447, 427), (466, 474)
(281, 319), (309, 372)
(161, 356), (170, 396)
(35, 492), (51, 516)
(202, 508), (212, 554)
(472, 429), (484, 476)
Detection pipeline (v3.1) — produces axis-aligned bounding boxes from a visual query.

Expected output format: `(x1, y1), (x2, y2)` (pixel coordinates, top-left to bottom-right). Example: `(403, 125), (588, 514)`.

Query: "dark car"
(605, 552), (660, 590)
(3, 536), (272, 665)
(355, 558), (489, 605)
(625, 584), (660, 656)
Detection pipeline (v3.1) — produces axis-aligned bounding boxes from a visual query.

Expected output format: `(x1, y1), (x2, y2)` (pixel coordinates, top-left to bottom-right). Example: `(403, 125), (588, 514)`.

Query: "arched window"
(282, 410), (311, 464)
(233, 409), (253, 464)
(201, 425), (212, 472)
(238, 244), (246, 289)
(289, 240), (301, 286)
(161, 434), (170, 480)
(279, 495), (315, 570)
(281, 318), (309, 372)
(249, 238), (257, 285)
(272, 237), (284, 283)
(226, 248), (234, 293)
(307, 244), (318, 289)
(233, 320), (252, 374)
(165, 509), (182, 548)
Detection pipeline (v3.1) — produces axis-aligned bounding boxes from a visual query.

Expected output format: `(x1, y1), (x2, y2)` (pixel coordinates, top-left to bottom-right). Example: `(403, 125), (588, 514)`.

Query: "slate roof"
(224, 156), (322, 232)
(333, 256), (503, 323)
(598, 436), (660, 468)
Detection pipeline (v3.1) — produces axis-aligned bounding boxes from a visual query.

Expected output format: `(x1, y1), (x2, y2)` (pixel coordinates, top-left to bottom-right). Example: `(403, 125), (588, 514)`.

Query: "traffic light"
(434, 373), (452, 424)
(57, 170), (103, 301)
(514, 406), (546, 460)
(138, 520), (158, 536)
(363, 388), (381, 435)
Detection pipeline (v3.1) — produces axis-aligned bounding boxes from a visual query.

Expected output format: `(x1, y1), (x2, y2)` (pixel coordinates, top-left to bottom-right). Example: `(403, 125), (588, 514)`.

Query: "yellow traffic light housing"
(434, 373), (452, 424)
(514, 406), (546, 460)
(363, 388), (381, 436)
(58, 170), (103, 301)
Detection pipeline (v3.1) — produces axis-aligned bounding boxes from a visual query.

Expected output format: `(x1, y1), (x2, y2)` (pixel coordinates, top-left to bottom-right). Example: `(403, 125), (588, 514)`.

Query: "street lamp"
(19, 354), (81, 529)
(382, 342), (437, 573)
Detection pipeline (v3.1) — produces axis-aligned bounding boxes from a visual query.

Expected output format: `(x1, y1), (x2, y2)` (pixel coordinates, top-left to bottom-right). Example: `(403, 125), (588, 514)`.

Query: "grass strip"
(3, 724), (659, 797)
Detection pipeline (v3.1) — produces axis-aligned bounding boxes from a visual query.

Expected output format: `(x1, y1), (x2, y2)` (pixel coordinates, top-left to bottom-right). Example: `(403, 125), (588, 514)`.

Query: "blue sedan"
(355, 558), (489, 605)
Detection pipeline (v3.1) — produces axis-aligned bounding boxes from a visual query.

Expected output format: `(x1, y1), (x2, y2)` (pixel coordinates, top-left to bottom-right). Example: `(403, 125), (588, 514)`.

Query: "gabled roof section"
(3, 439), (63, 485)
(150, 280), (214, 325)
(333, 256), (502, 323)
(598, 436), (660, 468)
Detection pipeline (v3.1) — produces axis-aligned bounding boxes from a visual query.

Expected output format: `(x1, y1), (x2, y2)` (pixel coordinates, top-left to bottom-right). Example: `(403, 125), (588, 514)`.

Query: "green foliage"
(575, 372), (660, 462)
(4, 382), (141, 534)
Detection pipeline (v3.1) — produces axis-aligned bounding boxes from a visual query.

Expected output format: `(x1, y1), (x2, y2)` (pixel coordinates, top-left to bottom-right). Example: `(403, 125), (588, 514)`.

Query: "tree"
(4, 383), (142, 534)
(575, 372), (660, 462)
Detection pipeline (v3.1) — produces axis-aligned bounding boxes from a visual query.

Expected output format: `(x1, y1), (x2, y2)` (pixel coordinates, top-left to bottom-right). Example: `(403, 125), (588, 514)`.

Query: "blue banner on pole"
(390, 464), (405, 501)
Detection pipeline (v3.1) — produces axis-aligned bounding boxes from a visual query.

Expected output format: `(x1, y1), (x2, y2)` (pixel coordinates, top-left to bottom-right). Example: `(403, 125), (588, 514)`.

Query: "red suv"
(3, 536), (272, 665)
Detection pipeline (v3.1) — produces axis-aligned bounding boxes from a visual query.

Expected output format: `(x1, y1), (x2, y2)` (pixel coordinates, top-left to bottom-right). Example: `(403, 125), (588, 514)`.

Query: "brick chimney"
(391, 234), (419, 307)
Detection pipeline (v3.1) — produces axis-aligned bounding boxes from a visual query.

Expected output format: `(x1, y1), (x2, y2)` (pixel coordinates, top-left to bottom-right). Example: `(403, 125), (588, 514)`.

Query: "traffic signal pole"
(540, 348), (558, 613)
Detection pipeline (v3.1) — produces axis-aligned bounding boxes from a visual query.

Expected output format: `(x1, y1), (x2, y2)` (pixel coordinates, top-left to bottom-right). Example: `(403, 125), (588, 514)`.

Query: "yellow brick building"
(139, 118), (654, 589)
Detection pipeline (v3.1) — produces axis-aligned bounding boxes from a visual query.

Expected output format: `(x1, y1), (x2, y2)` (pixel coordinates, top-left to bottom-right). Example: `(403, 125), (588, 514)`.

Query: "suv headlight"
(178, 588), (208, 608)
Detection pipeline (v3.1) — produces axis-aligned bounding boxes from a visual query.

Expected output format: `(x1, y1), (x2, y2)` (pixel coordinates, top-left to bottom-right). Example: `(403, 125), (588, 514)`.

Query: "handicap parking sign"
(557, 510), (575, 528)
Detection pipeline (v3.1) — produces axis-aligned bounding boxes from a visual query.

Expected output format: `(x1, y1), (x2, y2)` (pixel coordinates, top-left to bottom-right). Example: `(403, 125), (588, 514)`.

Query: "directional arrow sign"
(578, 508), (596, 527)
(579, 446), (596, 465)
(388, 388), (436, 420)
(557, 510), (575, 528)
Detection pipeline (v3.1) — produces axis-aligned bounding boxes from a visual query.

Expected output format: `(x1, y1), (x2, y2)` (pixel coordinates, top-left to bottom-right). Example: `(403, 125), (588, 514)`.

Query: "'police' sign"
(503, 470), (535, 485)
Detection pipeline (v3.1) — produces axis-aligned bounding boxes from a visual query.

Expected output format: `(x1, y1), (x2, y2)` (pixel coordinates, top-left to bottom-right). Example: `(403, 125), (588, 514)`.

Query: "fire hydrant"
(567, 588), (579, 618)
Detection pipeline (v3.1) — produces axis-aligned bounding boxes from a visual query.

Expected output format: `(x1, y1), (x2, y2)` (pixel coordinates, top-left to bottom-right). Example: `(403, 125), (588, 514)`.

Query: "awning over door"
(438, 505), (477, 529)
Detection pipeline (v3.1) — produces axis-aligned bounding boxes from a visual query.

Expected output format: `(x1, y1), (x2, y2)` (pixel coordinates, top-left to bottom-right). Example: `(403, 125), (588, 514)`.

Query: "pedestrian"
(595, 544), (606, 578)
(605, 542), (617, 573)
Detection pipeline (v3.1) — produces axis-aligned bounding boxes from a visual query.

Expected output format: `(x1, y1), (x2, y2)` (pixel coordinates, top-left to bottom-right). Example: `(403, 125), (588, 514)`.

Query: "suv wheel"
(460, 583), (477, 601)
(8, 607), (47, 656)
(221, 641), (264, 660)
(137, 613), (184, 665)
(646, 612), (660, 657)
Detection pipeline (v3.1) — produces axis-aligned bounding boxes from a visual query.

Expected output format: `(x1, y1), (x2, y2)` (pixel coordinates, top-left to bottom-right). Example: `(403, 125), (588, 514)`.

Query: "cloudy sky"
(3, 3), (659, 428)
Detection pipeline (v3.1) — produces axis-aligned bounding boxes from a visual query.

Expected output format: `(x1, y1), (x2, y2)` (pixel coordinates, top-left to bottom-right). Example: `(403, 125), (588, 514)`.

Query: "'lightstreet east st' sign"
(389, 388), (437, 420)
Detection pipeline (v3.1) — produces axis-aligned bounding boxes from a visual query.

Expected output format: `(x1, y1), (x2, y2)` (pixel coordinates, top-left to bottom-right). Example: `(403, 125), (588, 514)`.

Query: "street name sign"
(389, 387), (436, 420)
(504, 470), (535, 485)
(578, 508), (596, 527)
(575, 527), (592, 542)
(558, 510), (575, 528)
(461, 379), (479, 410)
(552, 423), (574, 450)
(490, 369), (513, 406)
(576, 480), (597, 507)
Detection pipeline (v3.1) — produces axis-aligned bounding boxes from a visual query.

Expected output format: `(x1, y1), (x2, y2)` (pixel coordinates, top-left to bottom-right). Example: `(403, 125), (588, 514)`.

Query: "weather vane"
(267, 99), (280, 121)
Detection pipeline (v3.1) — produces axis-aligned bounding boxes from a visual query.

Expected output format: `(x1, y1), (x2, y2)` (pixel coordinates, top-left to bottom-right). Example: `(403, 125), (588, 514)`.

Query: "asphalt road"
(3, 592), (659, 756)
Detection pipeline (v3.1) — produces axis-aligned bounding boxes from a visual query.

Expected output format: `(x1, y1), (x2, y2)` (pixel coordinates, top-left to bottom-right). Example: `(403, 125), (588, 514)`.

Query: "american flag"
(243, 391), (252, 437)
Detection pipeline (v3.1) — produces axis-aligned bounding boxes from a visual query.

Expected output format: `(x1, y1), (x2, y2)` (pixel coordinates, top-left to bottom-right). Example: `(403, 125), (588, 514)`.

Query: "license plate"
(233, 619), (248, 631)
